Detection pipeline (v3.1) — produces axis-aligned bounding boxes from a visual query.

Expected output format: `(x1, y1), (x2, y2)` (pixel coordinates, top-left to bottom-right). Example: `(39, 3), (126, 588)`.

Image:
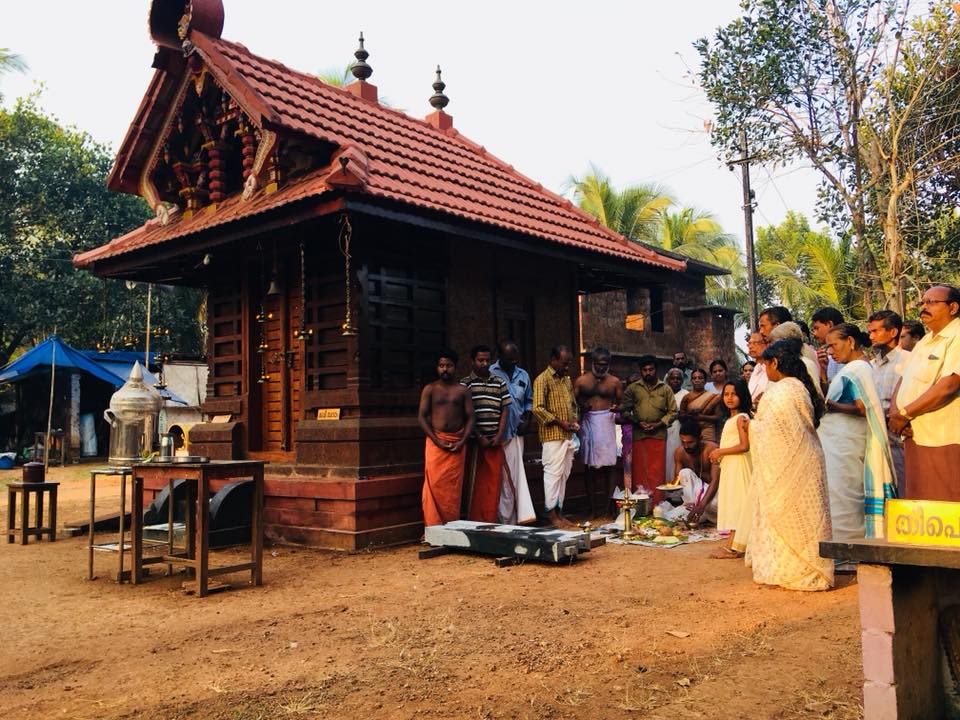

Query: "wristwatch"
(901, 408), (914, 421)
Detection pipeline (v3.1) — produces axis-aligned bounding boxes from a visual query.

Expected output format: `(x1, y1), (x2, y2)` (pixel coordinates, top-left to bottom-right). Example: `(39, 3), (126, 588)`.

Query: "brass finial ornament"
(350, 32), (373, 81)
(429, 65), (449, 110)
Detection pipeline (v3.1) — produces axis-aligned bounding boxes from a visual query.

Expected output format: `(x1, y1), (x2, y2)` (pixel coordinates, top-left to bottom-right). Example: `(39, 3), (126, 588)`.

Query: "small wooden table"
(131, 460), (265, 597)
(7, 482), (59, 544)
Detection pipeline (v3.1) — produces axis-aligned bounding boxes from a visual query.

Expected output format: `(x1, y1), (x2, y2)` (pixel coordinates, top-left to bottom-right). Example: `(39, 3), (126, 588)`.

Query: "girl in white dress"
(708, 379), (753, 558)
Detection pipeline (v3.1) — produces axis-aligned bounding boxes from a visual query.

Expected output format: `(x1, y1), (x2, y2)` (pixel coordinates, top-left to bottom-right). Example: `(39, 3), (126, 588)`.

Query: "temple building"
(75, 0), (734, 549)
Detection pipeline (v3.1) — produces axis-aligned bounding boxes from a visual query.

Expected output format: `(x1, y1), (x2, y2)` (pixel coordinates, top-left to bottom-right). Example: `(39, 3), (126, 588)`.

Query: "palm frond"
(0, 49), (27, 75)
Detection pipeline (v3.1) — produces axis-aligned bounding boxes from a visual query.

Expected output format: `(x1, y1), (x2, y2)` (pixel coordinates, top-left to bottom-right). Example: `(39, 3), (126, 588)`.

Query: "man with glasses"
(888, 286), (960, 500)
(746, 330), (769, 406)
(664, 351), (692, 391)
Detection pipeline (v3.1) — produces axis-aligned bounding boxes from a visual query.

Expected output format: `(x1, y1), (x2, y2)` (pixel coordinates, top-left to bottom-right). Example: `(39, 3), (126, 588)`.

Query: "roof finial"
(350, 32), (373, 81)
(429, 65), (449, 110)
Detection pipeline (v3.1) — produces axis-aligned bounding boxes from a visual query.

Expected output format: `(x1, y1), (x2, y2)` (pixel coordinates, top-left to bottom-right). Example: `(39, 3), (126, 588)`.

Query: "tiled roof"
(76, 33), (685, 272)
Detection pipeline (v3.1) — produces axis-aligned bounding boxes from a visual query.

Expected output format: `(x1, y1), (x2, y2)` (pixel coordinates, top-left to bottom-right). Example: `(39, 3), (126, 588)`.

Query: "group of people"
(417, 284), (960, 592)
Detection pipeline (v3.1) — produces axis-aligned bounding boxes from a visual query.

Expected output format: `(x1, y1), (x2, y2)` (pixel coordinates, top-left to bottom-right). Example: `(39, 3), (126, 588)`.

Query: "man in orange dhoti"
(418, 349), (475, 526)
(461, 345), (512, 522)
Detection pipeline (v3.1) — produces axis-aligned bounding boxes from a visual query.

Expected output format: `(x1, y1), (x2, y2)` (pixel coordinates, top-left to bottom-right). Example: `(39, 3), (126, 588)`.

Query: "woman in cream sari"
(819, 323), (896, 539)
(748, 340), (834, 591)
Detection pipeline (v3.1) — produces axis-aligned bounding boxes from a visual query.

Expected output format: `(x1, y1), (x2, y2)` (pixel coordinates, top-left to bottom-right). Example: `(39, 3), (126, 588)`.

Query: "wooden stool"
(6, 482), (59, 544)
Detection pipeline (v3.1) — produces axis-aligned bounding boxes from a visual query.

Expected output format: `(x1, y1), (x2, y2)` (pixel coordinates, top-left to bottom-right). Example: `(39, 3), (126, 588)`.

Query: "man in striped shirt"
(461, 345), (512, 522)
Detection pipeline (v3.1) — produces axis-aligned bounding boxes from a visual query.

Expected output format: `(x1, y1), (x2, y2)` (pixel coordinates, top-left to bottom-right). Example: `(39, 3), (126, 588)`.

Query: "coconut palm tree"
(657, 208), (732, 260)
(0, 49), (26, 101)
(756, 212), (860, 320)
(316, 64), (352, 87)
(0, 49), (26, 76)
(567, 166), (674, 244)
(654, 207), (749, 315)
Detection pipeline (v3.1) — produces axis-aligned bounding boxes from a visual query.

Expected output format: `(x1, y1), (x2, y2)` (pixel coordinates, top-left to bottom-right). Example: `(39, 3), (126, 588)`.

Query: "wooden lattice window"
(302, 271), (348, 392)
(366, 265), (446, 389)
(209, 289), (243, 397)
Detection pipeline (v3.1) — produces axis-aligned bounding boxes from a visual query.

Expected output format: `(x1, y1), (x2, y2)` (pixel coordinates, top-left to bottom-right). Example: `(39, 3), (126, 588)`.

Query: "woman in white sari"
(819, 323), (896, 539)
(748, 339), (834, 591)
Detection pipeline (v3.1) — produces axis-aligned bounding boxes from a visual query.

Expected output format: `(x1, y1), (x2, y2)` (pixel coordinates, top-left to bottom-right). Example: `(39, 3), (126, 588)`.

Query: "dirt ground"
(1, 463), (863, 720)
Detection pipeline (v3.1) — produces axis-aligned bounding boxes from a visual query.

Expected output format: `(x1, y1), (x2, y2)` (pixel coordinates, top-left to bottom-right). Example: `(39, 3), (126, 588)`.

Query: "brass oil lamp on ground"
(616, 496), (640, 541)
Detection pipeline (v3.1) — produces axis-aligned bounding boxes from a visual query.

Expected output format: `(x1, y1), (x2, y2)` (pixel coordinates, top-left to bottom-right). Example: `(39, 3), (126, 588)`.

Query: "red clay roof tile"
(76, 33), (685, 273)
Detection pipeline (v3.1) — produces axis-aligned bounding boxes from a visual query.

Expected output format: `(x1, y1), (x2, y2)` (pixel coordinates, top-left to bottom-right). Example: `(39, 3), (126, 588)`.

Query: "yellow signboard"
(625, 313), (645, 332)
(885, 499), (960, 548)
(316, 408), (341, 421)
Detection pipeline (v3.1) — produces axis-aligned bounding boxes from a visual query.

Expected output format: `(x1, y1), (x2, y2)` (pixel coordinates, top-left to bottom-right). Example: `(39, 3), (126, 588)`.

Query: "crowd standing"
(417, 285), (960, 591)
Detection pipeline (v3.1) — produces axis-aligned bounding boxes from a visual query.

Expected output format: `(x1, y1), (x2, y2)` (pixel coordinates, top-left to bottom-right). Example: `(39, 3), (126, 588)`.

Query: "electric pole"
(729, 127), (759, 330)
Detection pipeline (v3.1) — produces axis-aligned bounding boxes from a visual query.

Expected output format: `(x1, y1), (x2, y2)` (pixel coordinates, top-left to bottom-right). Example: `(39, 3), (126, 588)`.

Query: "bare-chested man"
(574, 347), (623, 517)
(671, 420), (719, 525)
(418, 349), (475, 526)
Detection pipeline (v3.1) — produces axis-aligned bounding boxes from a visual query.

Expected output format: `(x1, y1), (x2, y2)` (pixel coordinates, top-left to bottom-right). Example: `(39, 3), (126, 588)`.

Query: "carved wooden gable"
(139, 54), (325, 223)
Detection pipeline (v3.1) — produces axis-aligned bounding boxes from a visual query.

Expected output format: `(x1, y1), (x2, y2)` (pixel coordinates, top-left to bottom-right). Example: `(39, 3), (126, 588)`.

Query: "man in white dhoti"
(532, 346), (580, 528)
(671, 420), (719, 525)
(574, 347), (623, 517)
(490, 341), (536, 525)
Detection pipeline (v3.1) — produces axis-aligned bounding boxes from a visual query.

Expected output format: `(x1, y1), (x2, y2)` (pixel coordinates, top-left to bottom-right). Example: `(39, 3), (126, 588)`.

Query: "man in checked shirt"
(532, 345), (580, 528)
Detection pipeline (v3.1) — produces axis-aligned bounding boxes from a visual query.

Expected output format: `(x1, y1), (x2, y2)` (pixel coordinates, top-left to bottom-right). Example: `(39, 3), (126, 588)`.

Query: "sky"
(2, 1), (822, 247)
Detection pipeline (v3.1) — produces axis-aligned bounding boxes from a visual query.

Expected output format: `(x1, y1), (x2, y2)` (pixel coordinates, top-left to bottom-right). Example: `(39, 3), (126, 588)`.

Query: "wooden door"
(499, 296), (537, 371)
(256, 262), (302, 454)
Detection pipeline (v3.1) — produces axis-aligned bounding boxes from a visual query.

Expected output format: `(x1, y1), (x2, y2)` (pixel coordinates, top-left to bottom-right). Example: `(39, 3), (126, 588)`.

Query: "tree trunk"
(851, 208), (878, 315)
(882, 189), (906, 316)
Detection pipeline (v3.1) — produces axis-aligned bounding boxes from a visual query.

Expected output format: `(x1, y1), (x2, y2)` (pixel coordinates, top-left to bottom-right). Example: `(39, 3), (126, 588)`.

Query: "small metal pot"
(159, 433), (175, 459)
(633, 495), (653, 518)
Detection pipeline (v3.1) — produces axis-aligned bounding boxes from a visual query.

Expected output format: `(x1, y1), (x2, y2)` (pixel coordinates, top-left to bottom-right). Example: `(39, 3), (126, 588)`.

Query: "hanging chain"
(294, 241), (312, 342)
(339, 213), (358, 336)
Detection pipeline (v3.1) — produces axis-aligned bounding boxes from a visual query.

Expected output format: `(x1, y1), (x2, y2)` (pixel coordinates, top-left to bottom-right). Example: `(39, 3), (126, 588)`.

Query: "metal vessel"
(104, 361), (163, 466)
(159, 432), (175, 459)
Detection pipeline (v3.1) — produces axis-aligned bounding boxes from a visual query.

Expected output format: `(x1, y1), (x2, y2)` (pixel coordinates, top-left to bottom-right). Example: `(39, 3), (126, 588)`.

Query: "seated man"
(671, 420), (719, 525)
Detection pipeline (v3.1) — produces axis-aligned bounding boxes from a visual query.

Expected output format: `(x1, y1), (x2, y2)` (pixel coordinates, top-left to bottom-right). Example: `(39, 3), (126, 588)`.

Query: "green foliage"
(696, 0), (960, 312)
(316, 64), (353, 87)
(567, 166), (673, 244)
(569, 166), (749, 319)
(0, 95), (204, 365)
(755, 212), (859, 320)
(656, 208), (749, 315)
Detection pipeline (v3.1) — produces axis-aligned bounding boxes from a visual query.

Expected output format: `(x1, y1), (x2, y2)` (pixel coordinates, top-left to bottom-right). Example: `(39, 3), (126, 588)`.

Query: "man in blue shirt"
(490, 340), (537, 524)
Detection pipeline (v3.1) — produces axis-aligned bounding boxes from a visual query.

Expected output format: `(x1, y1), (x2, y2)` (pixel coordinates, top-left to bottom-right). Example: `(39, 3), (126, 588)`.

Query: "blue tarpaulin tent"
(0, 337), (187, 403)
(0, 336), (189, 461)
(0, 336), (123, 387)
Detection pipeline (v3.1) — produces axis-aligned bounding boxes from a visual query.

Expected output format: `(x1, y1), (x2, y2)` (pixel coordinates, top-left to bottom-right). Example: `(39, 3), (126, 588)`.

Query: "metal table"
(131, 460), (265, 597)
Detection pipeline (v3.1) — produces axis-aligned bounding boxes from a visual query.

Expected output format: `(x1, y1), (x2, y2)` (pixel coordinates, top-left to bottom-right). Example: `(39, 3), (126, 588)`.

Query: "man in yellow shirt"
(532, 345), (580, 527)
(889, 285), (960, 500)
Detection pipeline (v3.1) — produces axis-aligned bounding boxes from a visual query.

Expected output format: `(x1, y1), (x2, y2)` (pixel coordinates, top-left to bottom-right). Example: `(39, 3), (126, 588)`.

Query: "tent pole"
(44, 337), (56, 471)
